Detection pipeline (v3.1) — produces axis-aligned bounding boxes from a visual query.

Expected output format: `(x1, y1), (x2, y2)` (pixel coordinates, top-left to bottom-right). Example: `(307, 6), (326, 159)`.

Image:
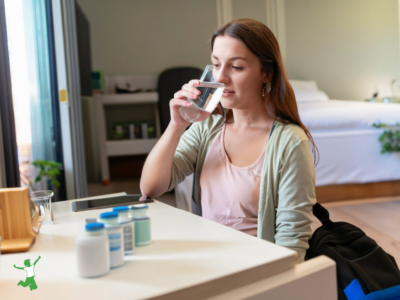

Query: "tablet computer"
(71, 194), (153, 212)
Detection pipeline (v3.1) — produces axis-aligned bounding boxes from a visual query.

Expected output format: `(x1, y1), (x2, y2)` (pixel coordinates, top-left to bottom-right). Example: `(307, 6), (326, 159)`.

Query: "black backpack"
(305, 203), (400, 300)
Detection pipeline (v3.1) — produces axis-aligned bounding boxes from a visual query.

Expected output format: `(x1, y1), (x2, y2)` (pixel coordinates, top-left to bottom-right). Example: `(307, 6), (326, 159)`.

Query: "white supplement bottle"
(75, 222), (110, 277)
(113, 206), (135, 255)
(100, 212), (124, 268)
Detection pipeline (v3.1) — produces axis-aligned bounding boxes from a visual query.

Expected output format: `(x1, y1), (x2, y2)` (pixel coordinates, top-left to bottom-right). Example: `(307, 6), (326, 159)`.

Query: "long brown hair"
(211, 19), (319, 164)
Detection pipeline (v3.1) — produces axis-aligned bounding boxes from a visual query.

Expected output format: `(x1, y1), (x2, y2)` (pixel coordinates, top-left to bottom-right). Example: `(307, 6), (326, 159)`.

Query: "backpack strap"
(313, 203), (332, 225)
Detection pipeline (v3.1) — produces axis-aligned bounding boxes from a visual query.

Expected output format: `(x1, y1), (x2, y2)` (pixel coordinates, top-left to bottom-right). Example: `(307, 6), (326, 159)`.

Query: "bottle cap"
(100, 212), (118, 219)
(113, 206), (129, 213)
(85, 222), (105, 231)
(130, 204), (148, 210)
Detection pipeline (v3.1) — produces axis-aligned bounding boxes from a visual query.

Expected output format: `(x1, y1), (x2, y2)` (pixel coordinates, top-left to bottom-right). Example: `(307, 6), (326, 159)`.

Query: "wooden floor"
(312, 196), (400, 265)
(88, 180), (400, 265)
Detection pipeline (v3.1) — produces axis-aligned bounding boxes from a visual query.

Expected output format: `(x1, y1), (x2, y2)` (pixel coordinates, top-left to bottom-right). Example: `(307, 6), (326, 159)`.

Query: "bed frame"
(316, 180), (400, 203)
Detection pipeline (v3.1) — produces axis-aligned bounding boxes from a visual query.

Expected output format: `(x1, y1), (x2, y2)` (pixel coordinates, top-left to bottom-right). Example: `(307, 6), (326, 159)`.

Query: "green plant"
(373, 123), (400, 153)
(32, 160), (63, 190)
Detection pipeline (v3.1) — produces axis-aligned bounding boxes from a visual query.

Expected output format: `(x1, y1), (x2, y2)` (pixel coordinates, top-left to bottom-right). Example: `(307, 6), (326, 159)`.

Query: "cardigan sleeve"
(275, 139), (316, 262)
(167, 123), (202, 191)
(167, 115), (224, 192)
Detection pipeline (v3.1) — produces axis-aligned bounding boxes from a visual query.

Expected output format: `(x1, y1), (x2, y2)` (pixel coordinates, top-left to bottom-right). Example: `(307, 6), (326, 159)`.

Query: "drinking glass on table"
(179, 65), (225, 122)
(31, 190), (54, 225)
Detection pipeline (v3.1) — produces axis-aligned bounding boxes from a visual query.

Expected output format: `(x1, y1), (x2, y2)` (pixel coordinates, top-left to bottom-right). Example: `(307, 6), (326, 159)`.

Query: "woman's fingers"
(170, 98), (192, 108)
(169, 98), (192, 126)
(188, 79), (201, 87)
(174, 80), (201, 100)
(182, 80), (201, 94)
(174, 90), (199, 100)
(168, 79), (201, 126)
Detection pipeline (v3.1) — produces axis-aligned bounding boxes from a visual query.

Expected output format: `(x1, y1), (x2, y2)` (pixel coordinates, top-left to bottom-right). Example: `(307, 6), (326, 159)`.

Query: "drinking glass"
(179, 65), (224, 122)
(31, 190), (54, 225)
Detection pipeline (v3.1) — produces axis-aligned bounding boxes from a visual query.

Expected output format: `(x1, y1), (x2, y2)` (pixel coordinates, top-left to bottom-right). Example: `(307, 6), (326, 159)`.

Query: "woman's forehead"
(212, 35), (252, 60)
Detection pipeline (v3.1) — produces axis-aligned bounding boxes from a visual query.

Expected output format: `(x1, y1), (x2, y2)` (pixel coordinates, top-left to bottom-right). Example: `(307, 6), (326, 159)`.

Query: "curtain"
(45, 0), (66, 200)
(0, 0), (20, 187)
(23, 0), (56, 163)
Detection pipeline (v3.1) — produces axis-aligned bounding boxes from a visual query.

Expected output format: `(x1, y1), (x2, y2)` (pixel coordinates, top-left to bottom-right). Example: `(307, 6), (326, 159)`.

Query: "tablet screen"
(71, 194), (153, 212)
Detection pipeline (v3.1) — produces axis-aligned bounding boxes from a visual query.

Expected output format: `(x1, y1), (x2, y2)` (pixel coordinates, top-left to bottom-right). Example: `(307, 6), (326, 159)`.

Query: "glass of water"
(31, 190), (54, 225)
(179, 65), (225, 122)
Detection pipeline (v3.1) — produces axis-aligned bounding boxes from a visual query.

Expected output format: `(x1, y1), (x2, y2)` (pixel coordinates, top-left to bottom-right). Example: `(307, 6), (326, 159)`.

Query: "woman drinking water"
(140, 19), (317, 262)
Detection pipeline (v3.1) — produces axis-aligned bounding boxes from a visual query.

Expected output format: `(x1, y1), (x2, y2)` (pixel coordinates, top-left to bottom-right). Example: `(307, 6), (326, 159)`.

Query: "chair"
(157, 67), (202, 133)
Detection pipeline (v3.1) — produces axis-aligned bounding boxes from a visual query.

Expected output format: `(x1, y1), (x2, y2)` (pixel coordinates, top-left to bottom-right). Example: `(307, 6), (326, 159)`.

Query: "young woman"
(140, 19), (317, 262)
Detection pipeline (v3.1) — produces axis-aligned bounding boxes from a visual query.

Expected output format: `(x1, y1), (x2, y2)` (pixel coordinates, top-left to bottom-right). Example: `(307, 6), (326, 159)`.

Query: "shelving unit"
(95, 92), (160, 185)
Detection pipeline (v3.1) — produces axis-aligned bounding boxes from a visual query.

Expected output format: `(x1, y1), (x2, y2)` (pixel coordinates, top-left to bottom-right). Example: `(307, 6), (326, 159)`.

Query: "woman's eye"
(213, 64), (220, 68)
(233, 66), (243, 70)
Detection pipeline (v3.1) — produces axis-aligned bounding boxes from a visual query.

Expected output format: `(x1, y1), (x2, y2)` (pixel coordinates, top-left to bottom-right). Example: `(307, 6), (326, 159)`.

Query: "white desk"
(0, 194), (337, 300)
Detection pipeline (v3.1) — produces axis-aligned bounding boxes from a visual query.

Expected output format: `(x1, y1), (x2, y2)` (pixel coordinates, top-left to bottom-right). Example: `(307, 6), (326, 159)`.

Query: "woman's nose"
(213, 67), (229, 83)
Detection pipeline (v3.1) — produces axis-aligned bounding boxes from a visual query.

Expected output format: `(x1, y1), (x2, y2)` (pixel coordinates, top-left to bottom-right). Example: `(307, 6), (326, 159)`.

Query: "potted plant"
(373, 123), (400, 153)
(31, 160), (63, 200)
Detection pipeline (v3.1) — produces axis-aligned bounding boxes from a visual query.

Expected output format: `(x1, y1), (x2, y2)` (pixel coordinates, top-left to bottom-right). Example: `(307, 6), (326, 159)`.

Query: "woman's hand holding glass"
(169, 79), (201, 128)
(171, 65), (225, 124)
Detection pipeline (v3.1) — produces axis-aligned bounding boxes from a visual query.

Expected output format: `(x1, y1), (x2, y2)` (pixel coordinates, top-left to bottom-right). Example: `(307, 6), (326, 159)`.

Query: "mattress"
(298, 100), (400, 186)
(311, 129), (400, 186)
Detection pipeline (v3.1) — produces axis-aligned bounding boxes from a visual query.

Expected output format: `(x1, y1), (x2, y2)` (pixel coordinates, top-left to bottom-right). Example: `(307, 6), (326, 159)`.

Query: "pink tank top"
(200, 124), (266, 236)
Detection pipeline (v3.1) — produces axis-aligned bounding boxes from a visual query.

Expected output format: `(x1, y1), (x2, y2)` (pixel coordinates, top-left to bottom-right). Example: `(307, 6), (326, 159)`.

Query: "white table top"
(0, 194), (297, 300)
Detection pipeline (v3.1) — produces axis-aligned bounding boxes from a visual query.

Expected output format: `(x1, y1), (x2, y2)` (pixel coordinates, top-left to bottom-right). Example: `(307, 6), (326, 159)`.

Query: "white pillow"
(292, 88), (330, 103)
(289, 79), (318, 90)
(289, 80), (329, 103)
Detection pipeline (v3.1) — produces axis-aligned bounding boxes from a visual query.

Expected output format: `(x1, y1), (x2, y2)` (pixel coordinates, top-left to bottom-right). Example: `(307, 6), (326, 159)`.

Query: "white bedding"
(311, 129), (400, 186)
(297, 99), (400, 187)
(298, 100), (400, 131)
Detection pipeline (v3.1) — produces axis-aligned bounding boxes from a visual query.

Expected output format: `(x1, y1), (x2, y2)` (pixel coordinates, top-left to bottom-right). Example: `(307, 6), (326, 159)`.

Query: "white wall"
(76, 0), (400, 100)
(285, 0), (400, 100)
(232, 0), (266, 23)
(76, 0), (218, 76)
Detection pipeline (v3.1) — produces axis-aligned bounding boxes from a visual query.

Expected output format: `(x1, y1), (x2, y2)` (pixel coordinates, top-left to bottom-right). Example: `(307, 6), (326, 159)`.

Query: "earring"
(262, 84), (266, 97)
(266, 82), (271, 93)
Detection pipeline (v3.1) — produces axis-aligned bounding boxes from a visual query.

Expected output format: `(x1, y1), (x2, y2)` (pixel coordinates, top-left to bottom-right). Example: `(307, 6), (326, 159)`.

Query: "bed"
(174, 81), (400, 211)
(294, 81), (400, 186)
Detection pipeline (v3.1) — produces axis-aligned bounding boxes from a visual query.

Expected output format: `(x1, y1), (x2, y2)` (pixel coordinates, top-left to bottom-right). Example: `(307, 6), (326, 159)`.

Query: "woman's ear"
(262, 72), (268, 84)
(262, 71), (272, 84)
(266, 71), (273, 83)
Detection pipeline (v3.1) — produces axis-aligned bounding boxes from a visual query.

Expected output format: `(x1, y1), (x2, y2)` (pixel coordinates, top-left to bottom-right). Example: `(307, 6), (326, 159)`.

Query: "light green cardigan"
(168, 114), (316, 262)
